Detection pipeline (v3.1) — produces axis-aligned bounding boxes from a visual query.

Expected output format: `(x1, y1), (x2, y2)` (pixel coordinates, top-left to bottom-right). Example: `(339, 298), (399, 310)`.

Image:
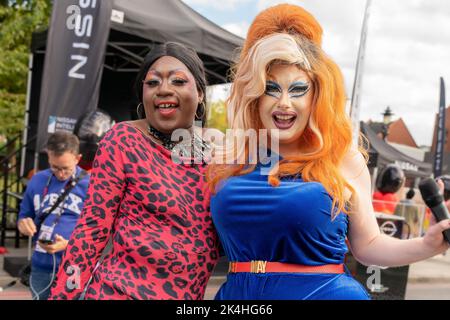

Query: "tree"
(0, 0), (51, 144)
(207, 100), (227, 133)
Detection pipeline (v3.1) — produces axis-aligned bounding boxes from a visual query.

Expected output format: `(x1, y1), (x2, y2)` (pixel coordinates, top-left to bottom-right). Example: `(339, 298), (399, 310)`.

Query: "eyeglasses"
(50, 165), (74, 175)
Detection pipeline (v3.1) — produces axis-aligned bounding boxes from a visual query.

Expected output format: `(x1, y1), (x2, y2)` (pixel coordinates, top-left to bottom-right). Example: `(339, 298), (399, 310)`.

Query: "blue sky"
(183, 0), (450, 147)
(185, 1), (256, 28)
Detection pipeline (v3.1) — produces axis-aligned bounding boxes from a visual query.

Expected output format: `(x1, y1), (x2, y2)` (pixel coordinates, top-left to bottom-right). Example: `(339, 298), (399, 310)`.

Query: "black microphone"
(418, 177), (450, 244)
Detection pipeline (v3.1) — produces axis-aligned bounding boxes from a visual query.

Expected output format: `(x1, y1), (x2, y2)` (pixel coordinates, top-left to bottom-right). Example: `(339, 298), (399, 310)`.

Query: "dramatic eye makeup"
(143, 71), (161, 87)
(143, 70), (189, 87)
(264, 80), (310, 98)
(143, 79), (161, 87)
(170, 71), (189, 85)
(288, 81), (310, 98)
(265, 81), (282, 98)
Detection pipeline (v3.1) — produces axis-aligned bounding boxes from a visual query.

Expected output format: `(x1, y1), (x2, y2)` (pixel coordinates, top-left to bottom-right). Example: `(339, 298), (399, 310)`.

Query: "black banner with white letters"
(36, 0), (112, 151)
(434, 77), (446, 177)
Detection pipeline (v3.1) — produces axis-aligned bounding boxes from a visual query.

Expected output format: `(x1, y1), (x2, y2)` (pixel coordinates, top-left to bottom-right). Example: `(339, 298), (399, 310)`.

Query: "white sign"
(111, 9), (124, 24)
(394, 160), (418, 172)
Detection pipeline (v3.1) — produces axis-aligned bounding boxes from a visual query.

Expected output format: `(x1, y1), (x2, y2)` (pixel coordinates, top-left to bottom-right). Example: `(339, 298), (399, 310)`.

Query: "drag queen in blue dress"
(207, 4), (450, 300)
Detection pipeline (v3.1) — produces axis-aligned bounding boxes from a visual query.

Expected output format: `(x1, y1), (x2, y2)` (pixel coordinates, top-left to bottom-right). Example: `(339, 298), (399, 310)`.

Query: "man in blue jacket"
(17, 131), (89, 300)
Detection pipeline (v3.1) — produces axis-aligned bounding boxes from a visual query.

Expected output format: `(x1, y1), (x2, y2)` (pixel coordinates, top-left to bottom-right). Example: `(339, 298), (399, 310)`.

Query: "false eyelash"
(172, 78), (188, 84)
(265, 85), (281, 91)
(265, 81), (282, 93)
(289, 85), (309, 92)
(143, 79), (161, 86)
(288, 83), (310, 97)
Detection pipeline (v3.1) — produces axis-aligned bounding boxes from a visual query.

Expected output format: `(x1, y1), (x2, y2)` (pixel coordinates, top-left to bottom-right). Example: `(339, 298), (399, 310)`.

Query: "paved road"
(204, 277), (450, 300)
(405, 281), (450, 300)
(2, 276), (450, 300)
(2, 249), (450, 300)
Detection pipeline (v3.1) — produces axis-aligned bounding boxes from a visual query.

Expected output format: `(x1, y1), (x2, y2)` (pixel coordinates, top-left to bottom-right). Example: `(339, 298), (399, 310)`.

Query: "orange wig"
(241, 4), (322, 58)
(207, 4), (364, 216)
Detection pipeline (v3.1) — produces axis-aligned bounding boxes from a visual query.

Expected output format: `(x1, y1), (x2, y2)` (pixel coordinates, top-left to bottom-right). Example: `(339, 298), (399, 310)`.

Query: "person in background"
(437, 175), (450, 208)
(372, 164), (405, 214)
(73, 109), (115, 172)
(17, 132), (89, 300)
(394, 188), (421, 238)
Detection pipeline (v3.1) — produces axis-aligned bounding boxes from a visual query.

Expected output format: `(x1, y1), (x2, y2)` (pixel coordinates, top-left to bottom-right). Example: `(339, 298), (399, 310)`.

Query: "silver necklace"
(147, 124), (210, 161)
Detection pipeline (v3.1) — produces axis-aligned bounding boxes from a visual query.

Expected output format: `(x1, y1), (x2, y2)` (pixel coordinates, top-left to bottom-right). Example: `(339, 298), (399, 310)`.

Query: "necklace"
(147, 125), (177, 150)
(147, 124), (210, 161)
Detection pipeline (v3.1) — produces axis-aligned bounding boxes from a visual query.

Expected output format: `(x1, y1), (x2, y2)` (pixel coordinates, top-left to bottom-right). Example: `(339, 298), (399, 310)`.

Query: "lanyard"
(38, 170), (76, 220)
(41, 173), (53, 200)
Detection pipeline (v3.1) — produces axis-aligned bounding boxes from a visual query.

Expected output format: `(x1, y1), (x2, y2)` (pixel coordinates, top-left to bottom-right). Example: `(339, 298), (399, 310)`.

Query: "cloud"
(256, 0), (367, 36)
(256, 0), (302, 11)
(188, 0), (450, 147)
(252, 0), (367, 77)
(358, 0), (450, 146)
(360, 72), (442, 146)
(369, 0), (450, 46)
(222, 22), (250, 38)
(263, 0), (450, 147)
(182, 0), (252, 11)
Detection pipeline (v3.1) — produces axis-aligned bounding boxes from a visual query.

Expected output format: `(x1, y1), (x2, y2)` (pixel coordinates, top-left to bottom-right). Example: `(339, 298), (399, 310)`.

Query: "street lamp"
(381, 106), (394, 140)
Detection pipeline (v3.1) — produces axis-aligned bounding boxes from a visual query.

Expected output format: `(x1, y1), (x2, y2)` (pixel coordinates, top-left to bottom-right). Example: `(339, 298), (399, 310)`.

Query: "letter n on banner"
(36, 0), (113, 152)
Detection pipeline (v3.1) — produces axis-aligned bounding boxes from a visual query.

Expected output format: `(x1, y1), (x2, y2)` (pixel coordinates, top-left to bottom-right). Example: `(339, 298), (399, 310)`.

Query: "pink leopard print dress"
(49, 122), (219, 300)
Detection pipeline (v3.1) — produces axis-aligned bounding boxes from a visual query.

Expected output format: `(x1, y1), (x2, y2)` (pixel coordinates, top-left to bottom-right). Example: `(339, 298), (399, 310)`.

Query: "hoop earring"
(195, 102), (206, 120)
(136, 103), (144, 118)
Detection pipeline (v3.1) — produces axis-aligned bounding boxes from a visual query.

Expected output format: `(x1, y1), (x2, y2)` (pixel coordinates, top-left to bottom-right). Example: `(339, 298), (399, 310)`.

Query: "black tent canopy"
(360, 122), (432, 178)
(111, 0), (243, 63)
(31, 0), (243, 83)
(25, 0), (243, 173)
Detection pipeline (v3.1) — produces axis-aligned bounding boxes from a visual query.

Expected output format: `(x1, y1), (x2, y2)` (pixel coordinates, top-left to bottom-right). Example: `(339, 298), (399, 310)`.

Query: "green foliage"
(0, 0), (51, 139)
(207, 100), (228, 133)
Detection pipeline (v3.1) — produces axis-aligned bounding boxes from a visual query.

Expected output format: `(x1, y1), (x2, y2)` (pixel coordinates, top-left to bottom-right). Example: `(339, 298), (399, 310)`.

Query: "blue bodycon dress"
(210, 160), (370, 300)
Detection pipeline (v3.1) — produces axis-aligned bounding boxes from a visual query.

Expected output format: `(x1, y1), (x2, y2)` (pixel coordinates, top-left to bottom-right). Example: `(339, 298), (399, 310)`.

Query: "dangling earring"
(136, 103), (144, 118)
(195, 102), (206, 120)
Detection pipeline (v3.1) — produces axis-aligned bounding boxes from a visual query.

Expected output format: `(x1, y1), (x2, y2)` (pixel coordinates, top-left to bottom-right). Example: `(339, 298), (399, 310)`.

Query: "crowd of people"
(14, 3), (450, 300)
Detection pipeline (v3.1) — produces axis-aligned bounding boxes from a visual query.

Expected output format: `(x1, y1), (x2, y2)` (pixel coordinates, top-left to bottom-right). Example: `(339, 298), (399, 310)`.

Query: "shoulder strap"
(38, 169), (88, 223)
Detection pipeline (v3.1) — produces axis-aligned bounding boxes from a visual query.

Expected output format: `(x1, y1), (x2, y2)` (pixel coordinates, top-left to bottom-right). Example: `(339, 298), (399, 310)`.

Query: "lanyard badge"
(36, 171), (76, 244)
